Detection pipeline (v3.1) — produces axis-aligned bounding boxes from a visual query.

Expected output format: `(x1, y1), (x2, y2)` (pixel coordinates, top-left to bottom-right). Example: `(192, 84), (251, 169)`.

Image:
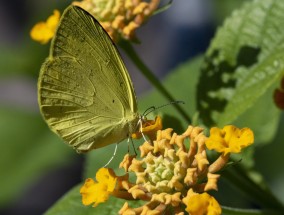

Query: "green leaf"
(44, 184), (143, 215)
(255, 113), (284, 204)
(44, 184), (98, 215)
(0, 107), (74, 207)
(197, 0), (284, 127)
(221, 206), (282, 215)
(232, 85), (280, 146)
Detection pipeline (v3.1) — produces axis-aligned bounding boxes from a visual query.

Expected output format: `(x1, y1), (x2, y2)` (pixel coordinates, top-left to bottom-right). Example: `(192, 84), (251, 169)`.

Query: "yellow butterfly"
(38, 6), (139, 153)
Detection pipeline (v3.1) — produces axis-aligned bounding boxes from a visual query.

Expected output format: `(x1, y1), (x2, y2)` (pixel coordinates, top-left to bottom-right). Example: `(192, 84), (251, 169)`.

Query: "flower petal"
(30, 10), (60, 44)
(206, 125), (254, 155)
(183, 190), (221, 215)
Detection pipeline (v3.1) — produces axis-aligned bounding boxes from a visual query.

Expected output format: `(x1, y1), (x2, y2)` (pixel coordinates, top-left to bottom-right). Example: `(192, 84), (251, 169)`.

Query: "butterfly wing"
(38, 6), (139, 152)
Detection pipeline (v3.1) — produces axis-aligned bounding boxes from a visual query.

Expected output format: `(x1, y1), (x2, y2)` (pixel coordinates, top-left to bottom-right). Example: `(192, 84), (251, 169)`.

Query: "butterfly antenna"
(103, 143), (118, 167)
(143, 100), (185, 117)
(138, 101), (185, 144)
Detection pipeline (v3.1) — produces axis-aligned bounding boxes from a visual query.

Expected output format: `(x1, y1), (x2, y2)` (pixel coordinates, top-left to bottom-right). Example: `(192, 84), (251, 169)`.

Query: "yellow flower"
(182, 189), (222, 215)
(205, 125), (254, 156)
(80, 168), (134, 207)
(72, 0), (160, 42)
(80, 168), (117, 207)
(30, 10), (60, 44)
(132, 116), (162, 140)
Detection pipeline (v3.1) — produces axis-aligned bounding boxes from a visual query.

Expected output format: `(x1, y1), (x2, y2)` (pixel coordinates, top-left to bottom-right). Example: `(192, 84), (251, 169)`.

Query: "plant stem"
(119, 40), (191, 123)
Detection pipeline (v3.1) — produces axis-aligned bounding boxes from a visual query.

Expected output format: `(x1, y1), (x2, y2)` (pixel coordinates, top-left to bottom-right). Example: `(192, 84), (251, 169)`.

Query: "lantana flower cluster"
(80, 117), (254, 215)
(30, 0), (160, 44)
(73, 0), (160, 42)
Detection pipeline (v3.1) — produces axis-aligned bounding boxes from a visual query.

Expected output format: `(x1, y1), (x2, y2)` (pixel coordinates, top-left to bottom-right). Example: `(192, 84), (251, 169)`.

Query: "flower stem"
(209, 153), (230, 173)
(119, 40), (191, 123)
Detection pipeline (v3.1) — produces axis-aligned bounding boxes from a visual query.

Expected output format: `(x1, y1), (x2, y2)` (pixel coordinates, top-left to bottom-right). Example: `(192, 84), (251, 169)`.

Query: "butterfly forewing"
(38, 6), (139, 152)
